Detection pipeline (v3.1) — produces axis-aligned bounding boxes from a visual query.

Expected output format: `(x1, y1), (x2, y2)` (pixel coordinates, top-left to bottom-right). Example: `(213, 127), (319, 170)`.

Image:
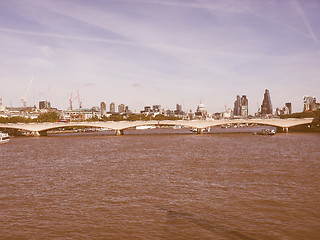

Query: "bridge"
(0, 118), (314, 136)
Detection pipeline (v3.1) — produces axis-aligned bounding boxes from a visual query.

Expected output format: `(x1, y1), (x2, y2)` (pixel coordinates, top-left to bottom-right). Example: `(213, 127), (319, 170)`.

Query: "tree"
(86, 116), (100, 122)
(37, 112), (59, 122)
(105, 115), (124, 121)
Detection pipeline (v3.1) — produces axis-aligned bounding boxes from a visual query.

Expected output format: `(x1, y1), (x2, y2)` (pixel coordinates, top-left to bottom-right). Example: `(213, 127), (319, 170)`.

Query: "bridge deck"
(0, 118), (314, 135)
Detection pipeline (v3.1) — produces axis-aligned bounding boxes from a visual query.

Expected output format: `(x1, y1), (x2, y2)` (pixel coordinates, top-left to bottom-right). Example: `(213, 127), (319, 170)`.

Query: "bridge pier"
(29, 131), (47, 137)
(277, 127), (289, 133)
(197, 128), (203, 134)
(32, 131), (40, 137)
(115, 130), (124, 136)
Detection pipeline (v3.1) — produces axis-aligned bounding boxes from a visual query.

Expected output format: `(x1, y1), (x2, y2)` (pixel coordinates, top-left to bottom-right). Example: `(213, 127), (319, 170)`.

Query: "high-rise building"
(233, 95), (241, 116)
(276, 102), (292, 116)
(175, 104), (183, 115)
(240, 95), (248, 117)
(125, 105), (131, 114)
(100, 102), (106, 116)
(118, 104), (125, 113)
(152, 105), (161, 113)
(303, 96), (319, 111)
(176, 104), (182, 112)
(285, 102), (292, 114)
(39, 101), (51, 109)
(260, 89), (273, 115)
(233, 95), (248, 117)
(110, 102), (115, 113)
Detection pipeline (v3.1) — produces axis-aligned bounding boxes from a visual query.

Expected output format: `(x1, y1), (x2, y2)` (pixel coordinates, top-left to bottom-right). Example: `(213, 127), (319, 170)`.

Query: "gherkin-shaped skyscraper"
(261, 89), (273, 114)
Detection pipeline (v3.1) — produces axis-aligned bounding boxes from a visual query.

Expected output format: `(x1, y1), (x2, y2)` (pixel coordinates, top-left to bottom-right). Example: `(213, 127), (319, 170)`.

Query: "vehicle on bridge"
(57, 119), (69, 123)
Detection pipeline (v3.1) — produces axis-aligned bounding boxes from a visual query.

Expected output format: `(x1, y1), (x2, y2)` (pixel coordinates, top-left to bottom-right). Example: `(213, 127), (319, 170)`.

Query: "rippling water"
(1, 131), (320, 239)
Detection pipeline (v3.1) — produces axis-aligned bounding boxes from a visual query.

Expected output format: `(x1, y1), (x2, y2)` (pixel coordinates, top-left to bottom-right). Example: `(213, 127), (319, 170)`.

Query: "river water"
(1, 130), (320, 239)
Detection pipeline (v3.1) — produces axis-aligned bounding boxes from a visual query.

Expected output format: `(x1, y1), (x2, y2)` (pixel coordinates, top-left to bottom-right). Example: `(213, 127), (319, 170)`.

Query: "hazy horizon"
(1, 0), (319, 114)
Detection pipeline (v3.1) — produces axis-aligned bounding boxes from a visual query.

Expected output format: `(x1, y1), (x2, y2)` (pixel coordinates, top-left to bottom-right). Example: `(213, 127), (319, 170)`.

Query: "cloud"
(1, 0), (319, 112)
(0, 27), (136, 47)
(291, 0), (320, 49)
(114, 0), (210, 9)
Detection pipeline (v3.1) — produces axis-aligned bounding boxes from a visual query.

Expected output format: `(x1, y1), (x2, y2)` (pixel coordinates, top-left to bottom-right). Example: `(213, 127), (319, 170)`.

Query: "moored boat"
(254, 129), (276, 135)
(0, 132), (10, 144)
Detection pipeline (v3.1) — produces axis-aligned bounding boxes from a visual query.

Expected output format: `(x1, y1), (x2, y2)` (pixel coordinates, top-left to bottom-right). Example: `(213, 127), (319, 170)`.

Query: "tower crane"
(69, 90), (82, 110)
(77, 90), (82, 109)
(21, 77), (33, 107)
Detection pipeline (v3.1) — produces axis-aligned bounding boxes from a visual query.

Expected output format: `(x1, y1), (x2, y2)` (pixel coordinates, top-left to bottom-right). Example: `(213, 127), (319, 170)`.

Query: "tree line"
(0, 112), (182, 123)
(2, 110), (319, 123)
(0, 112), (59, 123)
(280, 110), (320, 119)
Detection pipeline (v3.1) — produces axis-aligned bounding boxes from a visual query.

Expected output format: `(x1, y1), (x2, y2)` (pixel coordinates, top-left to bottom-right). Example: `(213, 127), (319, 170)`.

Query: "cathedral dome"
(197, 101), (206, 113)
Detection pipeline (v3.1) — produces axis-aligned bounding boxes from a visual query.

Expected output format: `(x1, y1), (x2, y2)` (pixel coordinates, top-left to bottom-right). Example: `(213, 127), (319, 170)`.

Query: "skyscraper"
(39, 100), (51, 109)
(233, 95), (248, 117)
(240, 95), (248, 117)
(110, 102), (115, 113)
(285, 102), (292, 114)
(118, 104), (125, 113)
(175, 104), (183, 115)
(233, 95), (241, 116)
(261, 89), (273, 115)
(100, 102), (106, 116)
(176, 104), (182, 112)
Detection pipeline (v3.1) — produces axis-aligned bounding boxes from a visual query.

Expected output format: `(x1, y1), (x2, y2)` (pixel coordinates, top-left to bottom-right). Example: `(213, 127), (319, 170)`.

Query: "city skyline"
(1, 0), (320, 114)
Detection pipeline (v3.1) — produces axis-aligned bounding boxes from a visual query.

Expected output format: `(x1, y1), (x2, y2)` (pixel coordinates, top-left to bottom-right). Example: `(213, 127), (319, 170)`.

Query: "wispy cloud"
(0, 27), (136, 46)
(126, 0), (318, 52)
(292, 0), (320, 48)
(116, 0), (252, 14)
(115, 0), (211, 9)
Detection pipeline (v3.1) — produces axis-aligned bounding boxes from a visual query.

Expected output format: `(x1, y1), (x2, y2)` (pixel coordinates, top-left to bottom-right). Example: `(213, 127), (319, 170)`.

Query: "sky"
(0, 0), (319, 114)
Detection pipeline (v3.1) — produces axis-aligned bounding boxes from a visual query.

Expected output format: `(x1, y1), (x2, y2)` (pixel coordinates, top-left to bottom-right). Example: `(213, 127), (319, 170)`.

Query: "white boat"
(191, 127), (210, 133)
(253, 129), (276, 135)
(0, 132), (10, 144)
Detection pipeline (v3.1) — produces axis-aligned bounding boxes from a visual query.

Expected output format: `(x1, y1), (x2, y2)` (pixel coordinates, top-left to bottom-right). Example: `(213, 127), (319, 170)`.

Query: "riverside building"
(63, 108), (101, 121)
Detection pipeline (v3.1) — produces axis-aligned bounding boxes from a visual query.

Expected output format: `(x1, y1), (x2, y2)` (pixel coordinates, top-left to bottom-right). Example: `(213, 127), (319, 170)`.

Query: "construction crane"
(69, 90), (82, 110)
(77, 90), (82, 109)
(21, 77), (33, 107)
(46, 86), (50, 105)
